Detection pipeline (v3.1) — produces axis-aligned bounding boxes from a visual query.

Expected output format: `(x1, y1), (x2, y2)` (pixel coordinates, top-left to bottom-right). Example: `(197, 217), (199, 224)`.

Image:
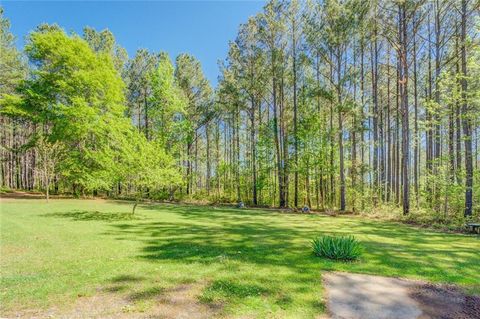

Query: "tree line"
(1, 0), (479, 221)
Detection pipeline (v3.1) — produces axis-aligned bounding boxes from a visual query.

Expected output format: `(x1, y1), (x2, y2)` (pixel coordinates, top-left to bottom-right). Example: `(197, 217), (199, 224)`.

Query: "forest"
(1, 0), (479, 224)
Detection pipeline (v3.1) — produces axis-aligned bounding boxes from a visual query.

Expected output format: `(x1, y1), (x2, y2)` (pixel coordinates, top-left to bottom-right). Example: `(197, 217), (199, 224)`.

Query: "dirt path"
(0, 190), (46, 200)
(323, 272), (480, 319)
(5, 283), (222, 319)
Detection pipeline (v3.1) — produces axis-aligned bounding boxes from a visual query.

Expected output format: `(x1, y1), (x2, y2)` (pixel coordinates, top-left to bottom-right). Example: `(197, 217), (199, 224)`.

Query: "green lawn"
(1, 198), (479, 318)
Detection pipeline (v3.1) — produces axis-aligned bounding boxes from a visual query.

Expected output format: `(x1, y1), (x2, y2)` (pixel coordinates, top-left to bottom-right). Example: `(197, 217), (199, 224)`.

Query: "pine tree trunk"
(413, 15), (420, 206)
(206, 123), (211, 196)
(293, 29), (298, 208)
(250, 98), (258, 205)
(337, 48), (345, 211)
(371, 32), (379, 201)
(399, 3), (410, 215)
(461, 0), (473, 217)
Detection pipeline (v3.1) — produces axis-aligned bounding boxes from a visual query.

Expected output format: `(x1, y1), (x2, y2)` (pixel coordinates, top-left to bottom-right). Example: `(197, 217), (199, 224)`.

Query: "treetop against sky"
(2, 0), (265, 86)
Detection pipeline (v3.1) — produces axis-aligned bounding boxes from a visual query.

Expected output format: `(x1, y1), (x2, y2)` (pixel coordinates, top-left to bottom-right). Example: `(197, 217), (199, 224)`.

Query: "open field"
(1, 198), (479, 318)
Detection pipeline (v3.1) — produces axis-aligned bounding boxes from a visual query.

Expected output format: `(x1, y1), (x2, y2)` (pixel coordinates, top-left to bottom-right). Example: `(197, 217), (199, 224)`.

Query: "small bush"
(312, 235), (362, 261)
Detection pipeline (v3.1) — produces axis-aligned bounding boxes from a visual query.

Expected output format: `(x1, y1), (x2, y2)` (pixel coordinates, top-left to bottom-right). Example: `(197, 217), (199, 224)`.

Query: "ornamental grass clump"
(312, 235), (362, 261)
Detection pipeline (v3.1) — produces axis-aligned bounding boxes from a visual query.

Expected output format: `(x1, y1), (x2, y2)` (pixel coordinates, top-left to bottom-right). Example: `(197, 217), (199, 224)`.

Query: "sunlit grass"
(1, 198), (479, 318)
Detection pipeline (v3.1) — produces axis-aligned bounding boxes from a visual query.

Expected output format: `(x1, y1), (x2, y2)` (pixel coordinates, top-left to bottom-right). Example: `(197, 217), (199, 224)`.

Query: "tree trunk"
(337, 48), (345, 211)
(132, 201), (138, 214)
(455, 31), (463, 185)
(235, 105), (241, 203)
(413, 13), (419, 206)
(461, 0), (472, 217)
(293, 33), (298, 208)
(250, 98), (258, 205)
(371, 26), (379, 202)
(46, 178), (50, 202)
(399, 3), (410, 215)
(206, 123), (211, 196)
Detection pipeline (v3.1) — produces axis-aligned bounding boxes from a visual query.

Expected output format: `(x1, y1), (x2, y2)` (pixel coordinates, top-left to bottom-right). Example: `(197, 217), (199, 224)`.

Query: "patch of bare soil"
(0, 191), (47, 200)
(0, 191), (77, 201)
(148, 284), (222, 319)
(323, 272), (480, 319)
(5, 283), (222, 319)
(411, 283), (480, 319)
(323, 272), (422, 319)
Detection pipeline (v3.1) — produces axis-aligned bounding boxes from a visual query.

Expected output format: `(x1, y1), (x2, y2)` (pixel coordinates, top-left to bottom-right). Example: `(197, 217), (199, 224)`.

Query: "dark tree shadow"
(103, 204), (480, 287)
(43, 210), (142, 221)
(110, 275), (145, 283)
(128, 286), (165, 301)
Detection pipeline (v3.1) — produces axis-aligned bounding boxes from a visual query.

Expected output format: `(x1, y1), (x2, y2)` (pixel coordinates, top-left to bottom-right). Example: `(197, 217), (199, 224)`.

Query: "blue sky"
(1, 1), (265, 86)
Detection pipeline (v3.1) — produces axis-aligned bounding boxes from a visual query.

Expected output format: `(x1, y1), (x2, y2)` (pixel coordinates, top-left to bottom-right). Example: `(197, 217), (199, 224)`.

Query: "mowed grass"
(1, 198), (479, 318)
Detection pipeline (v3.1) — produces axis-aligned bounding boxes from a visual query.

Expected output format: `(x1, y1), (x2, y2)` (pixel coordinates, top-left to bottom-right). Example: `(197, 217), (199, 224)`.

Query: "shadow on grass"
(44, 202), (478, 288)
(128, 286), (165, 301)
(104, 204), (480, 286)
(41, 201), (480, 314)
(110, 275), (145, 283)
(43, 210), (142, 221)
(103, 285), (129, 293)
(102, 277), (165, 301)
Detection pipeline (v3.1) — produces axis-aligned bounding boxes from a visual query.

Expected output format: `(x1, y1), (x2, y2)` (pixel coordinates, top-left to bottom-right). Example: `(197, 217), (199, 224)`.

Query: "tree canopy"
(0, 1), (479, 223)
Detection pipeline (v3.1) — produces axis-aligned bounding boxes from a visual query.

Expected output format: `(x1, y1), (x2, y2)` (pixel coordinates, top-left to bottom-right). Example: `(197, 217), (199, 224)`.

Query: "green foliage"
(175, 53), (213, 137)
(1, 25), (182, 198)
(2, 0), (479, 221)
(34, 134), (66, 199)
(122, 132), (183, 194)
(82, 26), (128, 72)
(124, 48), (158, 124)
(0, 8), (26, 95)
(312, 235), (362, 261)
(149, 52), (187, 151)
(16, 26), (131, 191)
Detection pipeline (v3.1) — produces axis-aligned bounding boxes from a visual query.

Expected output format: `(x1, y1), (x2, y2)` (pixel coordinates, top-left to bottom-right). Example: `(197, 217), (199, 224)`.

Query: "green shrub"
(312, 235), (362, 261)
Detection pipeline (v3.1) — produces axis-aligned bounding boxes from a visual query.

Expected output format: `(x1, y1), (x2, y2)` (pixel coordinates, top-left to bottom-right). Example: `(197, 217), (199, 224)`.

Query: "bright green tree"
(149, 52), (187, 153)
(5, 26), (132, 194)
(83, 26), (128, 73)
(121, 131), (183, 213)
(0, 7), (26, 95)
